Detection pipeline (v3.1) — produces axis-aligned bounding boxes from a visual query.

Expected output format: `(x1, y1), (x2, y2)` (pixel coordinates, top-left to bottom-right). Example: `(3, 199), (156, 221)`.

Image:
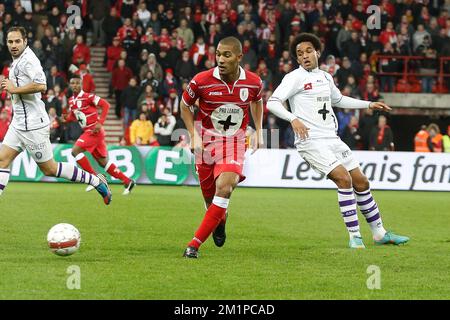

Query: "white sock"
(354, 189), (387, 240)
(55, 162), (100, 187)
(337, 188), (361, 238)
(0, 168), (10, 196)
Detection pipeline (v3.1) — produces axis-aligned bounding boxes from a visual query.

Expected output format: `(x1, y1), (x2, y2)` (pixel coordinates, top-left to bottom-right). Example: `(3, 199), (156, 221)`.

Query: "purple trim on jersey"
(357, 197), (374, 206)
(71, 166), (79, 182)
(0, 184), (5, 190)
(56, 163), (62, 177)
(362, 204), (378, 215)
(345, 220), (359, 228)
(0, 169), (10, 174)
(354, 190), (371, 196)
(338, 190), (353, 195)
(367, 213), (381, 223)
(339, 199), (356, 207)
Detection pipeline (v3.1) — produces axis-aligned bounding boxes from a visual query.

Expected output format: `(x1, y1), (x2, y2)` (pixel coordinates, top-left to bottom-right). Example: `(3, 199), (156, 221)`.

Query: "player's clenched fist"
(290, 118), (310, 140)
(1, 79), (15, 93)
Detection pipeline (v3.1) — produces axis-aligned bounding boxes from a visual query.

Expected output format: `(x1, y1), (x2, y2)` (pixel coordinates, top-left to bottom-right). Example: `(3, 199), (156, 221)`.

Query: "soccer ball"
(47, 223), (81, 256)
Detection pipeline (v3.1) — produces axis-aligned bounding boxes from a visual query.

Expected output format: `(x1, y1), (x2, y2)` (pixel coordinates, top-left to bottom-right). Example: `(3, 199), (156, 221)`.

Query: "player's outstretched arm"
(250, 100), (264, 153)
(267, 97), (310, 140)
(180, 99), (203, 153)
(1, 79), (46, 95)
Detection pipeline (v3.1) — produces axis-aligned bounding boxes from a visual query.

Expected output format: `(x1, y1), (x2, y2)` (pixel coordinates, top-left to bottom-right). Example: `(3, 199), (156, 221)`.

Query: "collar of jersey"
(212, 66), (246, 81)
(75, 90), (85, 99)
(300, 65), (320, 73)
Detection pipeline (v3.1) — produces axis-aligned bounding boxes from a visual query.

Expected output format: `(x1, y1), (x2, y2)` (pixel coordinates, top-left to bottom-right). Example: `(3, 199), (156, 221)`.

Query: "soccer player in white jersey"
(267, 33), (409, 248)
(0, 27), (112, 205)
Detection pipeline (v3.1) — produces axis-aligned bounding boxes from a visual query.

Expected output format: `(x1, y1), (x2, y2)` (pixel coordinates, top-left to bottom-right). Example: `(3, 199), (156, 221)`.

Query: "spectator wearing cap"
(161, 68), (179, 98)
(129, 111), (156, 146)
(72, 35), (91, 65)
(140, 53), (163, 83)
(164, 88), (180, 118)
(106, 37), (123, 72)
(102, 7), (123, 46)
(121, 77), (141, 127)
(112, 59), (134, 118)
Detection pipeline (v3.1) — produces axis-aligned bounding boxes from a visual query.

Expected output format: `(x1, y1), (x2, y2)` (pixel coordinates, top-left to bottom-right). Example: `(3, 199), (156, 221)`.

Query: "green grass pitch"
(0, 182), (449, 299)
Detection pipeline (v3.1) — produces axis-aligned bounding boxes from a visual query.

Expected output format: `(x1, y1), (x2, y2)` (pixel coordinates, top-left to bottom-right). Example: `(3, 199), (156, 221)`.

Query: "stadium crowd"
(0, 0), (449, 151)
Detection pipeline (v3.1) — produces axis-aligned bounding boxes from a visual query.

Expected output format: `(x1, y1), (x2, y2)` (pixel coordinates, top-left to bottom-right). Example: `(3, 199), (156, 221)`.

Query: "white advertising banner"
(240, 149), (450, 191)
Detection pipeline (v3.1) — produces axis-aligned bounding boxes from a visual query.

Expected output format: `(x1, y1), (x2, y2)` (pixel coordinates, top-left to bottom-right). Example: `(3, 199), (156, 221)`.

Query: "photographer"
(154, 107), (176, 146)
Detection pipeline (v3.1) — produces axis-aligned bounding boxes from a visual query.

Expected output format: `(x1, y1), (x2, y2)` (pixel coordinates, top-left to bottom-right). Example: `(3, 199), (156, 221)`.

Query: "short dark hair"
(70, 74), (81, 81)
(290, 33), (322, 59)
(7, 26), (27, 39)
(218, 36), (243, 54)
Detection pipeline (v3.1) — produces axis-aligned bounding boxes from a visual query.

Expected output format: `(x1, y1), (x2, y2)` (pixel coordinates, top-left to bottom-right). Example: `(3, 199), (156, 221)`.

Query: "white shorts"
(2, 125), (53, 163)
(295, 137), (360, 176)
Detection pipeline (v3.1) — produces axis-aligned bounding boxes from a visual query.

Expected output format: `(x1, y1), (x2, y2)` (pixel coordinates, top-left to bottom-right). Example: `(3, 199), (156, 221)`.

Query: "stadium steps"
(90, 46), (122, 145)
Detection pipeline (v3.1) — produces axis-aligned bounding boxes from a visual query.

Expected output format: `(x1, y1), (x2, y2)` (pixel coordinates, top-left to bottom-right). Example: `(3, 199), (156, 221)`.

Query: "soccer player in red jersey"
(180, 37), (264, 258)
(67, 76), (136, 195)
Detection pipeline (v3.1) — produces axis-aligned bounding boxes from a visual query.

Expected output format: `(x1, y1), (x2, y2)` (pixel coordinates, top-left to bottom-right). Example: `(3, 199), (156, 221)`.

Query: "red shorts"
(75, 130), (107, 159)
(195, 140), (246, 199)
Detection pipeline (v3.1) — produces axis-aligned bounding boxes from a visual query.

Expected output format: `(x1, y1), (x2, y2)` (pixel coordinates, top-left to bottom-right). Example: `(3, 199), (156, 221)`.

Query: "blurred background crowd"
(0, 0), (449, 152)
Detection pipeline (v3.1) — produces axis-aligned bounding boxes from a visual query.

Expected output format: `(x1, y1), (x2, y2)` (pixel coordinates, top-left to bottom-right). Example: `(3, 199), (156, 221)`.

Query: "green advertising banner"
(145, 146), (192, 185)
(9, 145), (196, 185)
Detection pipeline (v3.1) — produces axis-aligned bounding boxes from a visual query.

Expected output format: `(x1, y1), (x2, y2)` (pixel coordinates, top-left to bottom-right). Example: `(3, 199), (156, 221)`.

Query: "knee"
(334, 172), (352, 189)
(354, 176), (370, 191)
(215, 182), (234, 199)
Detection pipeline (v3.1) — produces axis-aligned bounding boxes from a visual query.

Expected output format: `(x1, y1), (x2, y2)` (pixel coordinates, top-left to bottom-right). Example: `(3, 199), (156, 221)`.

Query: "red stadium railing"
(374, 55), (450, 93)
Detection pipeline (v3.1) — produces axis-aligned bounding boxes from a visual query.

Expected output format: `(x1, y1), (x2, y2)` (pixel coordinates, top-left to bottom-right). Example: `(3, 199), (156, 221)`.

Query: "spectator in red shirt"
(79, 64), (96, 93)
(112, 59), (134, 118)
(379, 21), (398, 47)
(72, 35), (91, 65)
(116, 17), (137, 41)
(106, 37), (123, 72)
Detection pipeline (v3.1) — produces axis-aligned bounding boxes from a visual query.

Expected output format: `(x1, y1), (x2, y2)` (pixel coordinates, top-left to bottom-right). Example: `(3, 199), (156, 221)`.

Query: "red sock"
(188, 203), (226, 249)
(106, 162), (131, 185)
(76, 154), (96, 175)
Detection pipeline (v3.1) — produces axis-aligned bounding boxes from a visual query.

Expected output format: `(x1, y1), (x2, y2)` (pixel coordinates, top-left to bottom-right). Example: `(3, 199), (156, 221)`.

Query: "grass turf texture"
(0, 182), (449, 300)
